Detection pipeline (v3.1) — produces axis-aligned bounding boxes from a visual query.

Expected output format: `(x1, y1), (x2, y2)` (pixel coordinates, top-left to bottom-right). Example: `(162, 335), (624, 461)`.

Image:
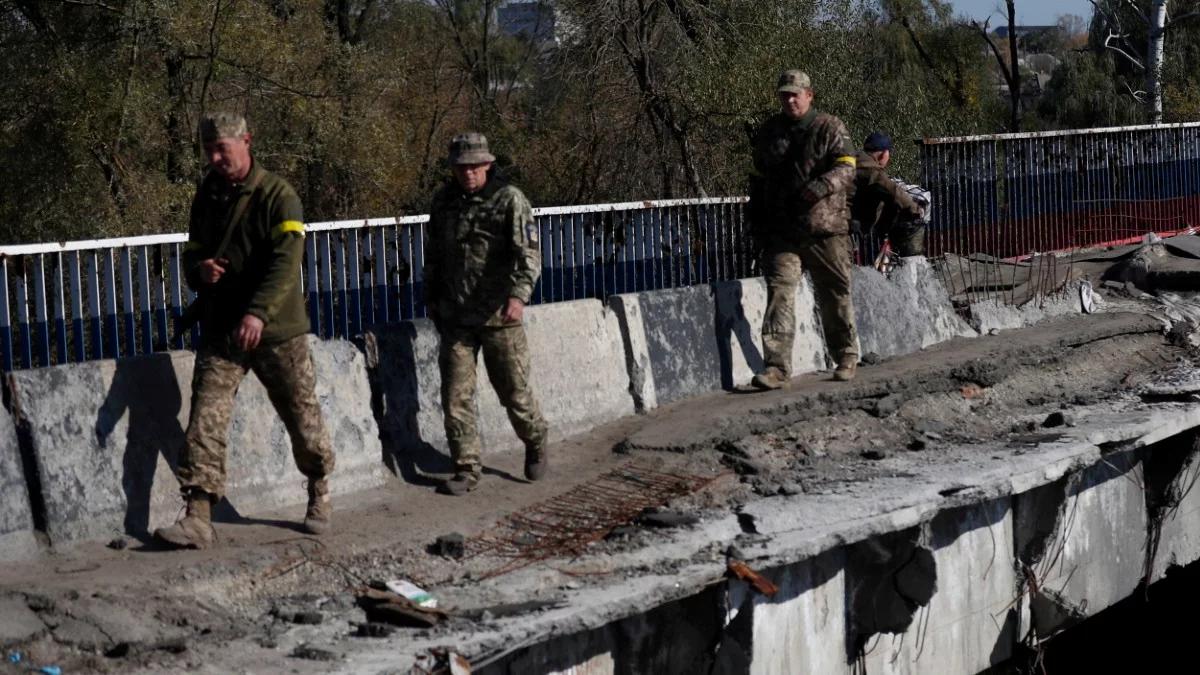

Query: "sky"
(947, 0), (1094, 26)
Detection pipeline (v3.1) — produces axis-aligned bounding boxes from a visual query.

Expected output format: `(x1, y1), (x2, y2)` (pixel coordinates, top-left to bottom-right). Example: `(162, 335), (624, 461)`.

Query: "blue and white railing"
(0, 198), (752, 371)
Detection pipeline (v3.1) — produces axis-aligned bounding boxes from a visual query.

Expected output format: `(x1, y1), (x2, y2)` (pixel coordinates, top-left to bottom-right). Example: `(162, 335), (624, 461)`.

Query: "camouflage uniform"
(852, 150), (925, 256)
(753, 73), (859, 378)
(178, 161), (334, 498)
(424, 137), (547, 478)
(179, 336), (333, 496)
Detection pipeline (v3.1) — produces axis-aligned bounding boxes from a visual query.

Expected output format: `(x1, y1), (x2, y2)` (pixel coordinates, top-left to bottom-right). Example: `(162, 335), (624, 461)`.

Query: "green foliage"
(4, 0), (1164, 245)
(1037, 52), (1146, 128)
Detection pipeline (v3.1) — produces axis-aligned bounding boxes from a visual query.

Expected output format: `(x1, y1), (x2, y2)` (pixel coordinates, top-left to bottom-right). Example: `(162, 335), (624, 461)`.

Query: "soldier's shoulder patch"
(525, 221), (539, 244)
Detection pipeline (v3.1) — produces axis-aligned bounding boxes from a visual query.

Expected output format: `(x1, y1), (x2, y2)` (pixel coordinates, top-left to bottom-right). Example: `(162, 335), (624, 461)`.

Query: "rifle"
(168, 171), (264, 347)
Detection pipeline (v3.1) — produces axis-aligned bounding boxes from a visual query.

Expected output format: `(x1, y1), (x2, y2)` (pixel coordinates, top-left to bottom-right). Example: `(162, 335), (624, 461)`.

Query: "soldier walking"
(750, 70), (860, 389)
(156, 113), (335, 548)
(424, 133), (549, 496)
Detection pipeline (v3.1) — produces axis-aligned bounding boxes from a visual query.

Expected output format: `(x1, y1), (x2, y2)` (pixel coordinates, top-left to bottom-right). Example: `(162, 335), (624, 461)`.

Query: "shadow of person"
(97, 351), (240, 543)
(96, 352), (186, 540)
(364, 321), (454, 488)
(481, 463), (527, 484)
(715, 283), (764, 390)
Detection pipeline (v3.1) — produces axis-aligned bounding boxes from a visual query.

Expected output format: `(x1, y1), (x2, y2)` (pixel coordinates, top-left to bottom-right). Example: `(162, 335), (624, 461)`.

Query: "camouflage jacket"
(423, 177), (541, 327)
(851, 151), (922, 231)
(183, 162), (309, 346)
(752, 109), (856, 239)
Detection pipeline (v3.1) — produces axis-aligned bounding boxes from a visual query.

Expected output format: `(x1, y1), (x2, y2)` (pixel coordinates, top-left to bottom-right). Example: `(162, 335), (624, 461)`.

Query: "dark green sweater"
(183, 161), (309, 346)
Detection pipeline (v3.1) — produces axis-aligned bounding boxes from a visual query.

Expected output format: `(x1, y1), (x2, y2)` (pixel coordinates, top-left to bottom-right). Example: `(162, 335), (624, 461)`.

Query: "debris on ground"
(431, 533), (466, 560)
(384, 579), (438, 608)
(457, 599), (564, 621)
(356, 587), (448, 628)
(636, 509), (699, 528)
(352, 621), (395, 638)
(290, 644), (340, 661)
(1041, 411), (1073, 428)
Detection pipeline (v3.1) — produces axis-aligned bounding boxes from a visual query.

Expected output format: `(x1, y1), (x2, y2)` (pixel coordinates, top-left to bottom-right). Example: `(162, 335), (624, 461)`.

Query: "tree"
(1089, 0), (1200, 122)
(965, 0), (1022, 131)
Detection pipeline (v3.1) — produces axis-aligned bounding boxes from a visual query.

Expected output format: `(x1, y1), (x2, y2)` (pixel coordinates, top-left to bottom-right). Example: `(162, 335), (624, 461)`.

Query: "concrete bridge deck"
(2, 257), (1199, 673)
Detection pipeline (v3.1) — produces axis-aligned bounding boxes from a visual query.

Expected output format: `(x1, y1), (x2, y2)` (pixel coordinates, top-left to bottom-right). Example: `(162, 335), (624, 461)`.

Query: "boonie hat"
(448, 132), (496, 165)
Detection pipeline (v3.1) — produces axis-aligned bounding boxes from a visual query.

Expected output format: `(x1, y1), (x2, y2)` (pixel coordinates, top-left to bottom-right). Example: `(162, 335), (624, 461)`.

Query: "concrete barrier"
(7, 337), (386, 545)
(852, 257), (977, 359)
(968, 281), (1092, 334)
(0, 405), (38, 561)
(609, 278), (825, 409)
(365, 299), (635, 471)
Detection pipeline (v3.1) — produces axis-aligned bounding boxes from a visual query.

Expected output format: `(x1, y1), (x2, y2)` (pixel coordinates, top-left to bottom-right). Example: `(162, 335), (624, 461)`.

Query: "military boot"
(833, 355), (858, 382)
(751, 366), (790, 391)
(438, 471), (480, 496)
(155, 490), (216, 549)
(303, 479), (331, 535)
(524, 441), (548, 481)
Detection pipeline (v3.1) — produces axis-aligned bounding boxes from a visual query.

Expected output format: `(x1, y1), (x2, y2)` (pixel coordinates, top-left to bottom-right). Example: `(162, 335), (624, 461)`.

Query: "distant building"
(992, 25), (1059, 39)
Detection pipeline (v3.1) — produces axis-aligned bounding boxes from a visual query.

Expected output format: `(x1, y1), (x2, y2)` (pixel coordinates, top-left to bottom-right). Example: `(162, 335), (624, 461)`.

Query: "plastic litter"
(383, 579), (437, 608)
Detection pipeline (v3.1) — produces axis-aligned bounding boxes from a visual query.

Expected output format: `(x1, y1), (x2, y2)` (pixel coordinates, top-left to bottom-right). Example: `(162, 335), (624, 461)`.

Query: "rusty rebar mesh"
(462, 462), (721, 579)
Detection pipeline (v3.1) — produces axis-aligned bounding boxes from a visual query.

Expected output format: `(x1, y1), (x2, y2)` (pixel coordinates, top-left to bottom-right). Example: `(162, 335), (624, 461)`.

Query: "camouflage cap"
(776, 69), (812, 95)
(199, 112), (248, 142)
(448, 132), (496, 165)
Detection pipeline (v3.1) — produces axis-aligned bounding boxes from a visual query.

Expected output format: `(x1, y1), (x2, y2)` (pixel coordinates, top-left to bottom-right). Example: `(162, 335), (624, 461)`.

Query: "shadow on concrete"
(716, 283), (763, 390)
(95, 353), (186, 538)
(365, 323), (453, 488)
(481, 464), (526, 484)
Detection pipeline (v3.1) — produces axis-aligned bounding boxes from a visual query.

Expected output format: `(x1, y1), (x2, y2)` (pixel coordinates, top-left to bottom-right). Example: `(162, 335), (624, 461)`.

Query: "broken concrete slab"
(968, 281), (1095, 334)
(853, 258), (976, 359)
(860, 499), (1017, 674)
(1015, 449), (1148, 637)
(0, 406), (38, 562)
(7, 337), (387, 546)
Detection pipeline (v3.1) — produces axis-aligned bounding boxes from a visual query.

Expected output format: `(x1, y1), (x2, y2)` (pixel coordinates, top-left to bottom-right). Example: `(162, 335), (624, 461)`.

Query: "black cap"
(863, 132), (892, 152)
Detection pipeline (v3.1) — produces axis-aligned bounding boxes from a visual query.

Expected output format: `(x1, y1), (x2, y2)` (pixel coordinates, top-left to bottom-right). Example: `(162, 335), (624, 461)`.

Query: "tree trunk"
(164, 53), (190, 184)
(1148, 0), (1168, 123)
(1006, 0), (1020, 131)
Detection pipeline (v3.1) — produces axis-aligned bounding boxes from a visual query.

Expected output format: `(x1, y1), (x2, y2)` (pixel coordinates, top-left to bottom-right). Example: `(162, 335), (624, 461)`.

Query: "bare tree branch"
(897, 15), (967, 107)
(1104, 30), (1147, 69)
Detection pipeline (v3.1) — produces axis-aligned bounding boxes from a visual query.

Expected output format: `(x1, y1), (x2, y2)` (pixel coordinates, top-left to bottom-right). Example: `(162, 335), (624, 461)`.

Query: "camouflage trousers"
(438, 323), (548, 476)
(762, 235), (859, 376)
(177, 334), (335, 498)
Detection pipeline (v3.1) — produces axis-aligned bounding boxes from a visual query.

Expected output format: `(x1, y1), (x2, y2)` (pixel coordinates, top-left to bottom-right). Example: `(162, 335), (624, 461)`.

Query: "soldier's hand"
(198, 258), (229, 285)
(500, 297), (525, 322)
(234, 314), (264, 351)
